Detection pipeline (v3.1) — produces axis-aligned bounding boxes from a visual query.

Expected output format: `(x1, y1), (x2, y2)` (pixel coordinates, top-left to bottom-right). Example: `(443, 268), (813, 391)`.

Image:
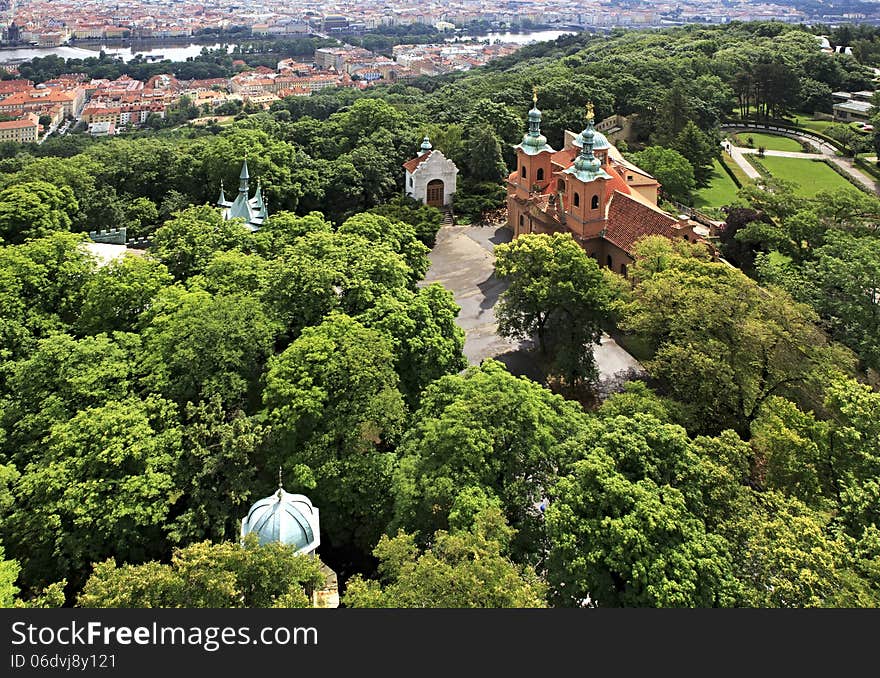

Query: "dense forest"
(1, 21), (879, 608)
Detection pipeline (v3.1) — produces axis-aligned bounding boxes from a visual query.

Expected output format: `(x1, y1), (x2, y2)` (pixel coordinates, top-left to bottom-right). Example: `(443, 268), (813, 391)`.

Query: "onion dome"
(420, 135), (432, 154)
(563, 102), (611, 183)
(515, 89), (555, 156)
(241, 487), (321, 554)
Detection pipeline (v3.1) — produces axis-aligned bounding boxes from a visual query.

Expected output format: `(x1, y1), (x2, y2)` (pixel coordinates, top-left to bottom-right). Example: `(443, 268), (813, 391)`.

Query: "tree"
(262, 313), (407, 554)
(494, 233), (620, 387)
(167, 399), (267, 544)
(0, 332), (141, 461)
(545, 413), (741, 607)
(462, 124), (507, 183)
(368, 195), (443, 248)
(78, 537), (324, 608)
(824, 376), (880, 535)
(338, 212), (430, 284)
(628, 146), (696, 204)
(673, 121), (717, 188)
(151, 205), (253, 280)
(0, 181), (78, 244)
(0, 545), (19, 608)
(621, 237), (852, 436)
(344, 508), (547, 608)
(809, 231), (880, 371)
(266, 231), (414, 338)
(357, 285), (467, 408)
(391, 359), (587, 559)
(750, 397), (831, 507)
(77, 255), (173, 335)
(141, 288), (280, 410)
(4, 396), (182, 591)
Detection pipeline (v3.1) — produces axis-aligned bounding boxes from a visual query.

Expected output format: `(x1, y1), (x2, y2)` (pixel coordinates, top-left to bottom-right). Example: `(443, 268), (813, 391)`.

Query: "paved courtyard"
(421, 224), (644, 389)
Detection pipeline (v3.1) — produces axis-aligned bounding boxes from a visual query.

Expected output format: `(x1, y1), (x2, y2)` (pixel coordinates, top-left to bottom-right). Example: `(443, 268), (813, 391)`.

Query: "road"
(421, 224), (644, 390)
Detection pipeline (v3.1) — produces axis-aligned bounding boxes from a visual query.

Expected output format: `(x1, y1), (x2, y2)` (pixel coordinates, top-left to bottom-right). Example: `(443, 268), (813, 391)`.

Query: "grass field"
(757, 156), (862, 197)
(734, 131), (804, 152)
(791, 114), (835, 133)
(694, 158), (741, 209)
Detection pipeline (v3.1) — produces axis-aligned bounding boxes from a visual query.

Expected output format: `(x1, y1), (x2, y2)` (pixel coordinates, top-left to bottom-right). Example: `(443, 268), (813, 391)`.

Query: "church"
(507, 95), (697, 277)
(217, 157), (268, 231)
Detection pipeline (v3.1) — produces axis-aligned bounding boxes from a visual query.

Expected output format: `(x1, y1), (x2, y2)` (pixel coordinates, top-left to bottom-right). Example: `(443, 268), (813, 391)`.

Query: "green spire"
(563, 101), (611, 183)
(239, 156), (249, 194)
(516, 88), (554, 156)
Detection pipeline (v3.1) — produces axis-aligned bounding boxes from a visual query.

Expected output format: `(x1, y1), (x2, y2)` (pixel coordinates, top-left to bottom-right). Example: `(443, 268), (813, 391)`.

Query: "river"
(0, 29), (578, 64)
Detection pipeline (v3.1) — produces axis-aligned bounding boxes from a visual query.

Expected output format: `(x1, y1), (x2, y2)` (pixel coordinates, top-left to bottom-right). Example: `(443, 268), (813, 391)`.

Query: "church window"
(409, 177), (413, 187)
(519, 214), (525, 227)
(521, 166), (527, 178)
(627, 175), (633, 182)
(573, 192), (580, 207)
(591, 195), (599, 210)
(536, 168), (544, 181)
(621, 263), (628, 277)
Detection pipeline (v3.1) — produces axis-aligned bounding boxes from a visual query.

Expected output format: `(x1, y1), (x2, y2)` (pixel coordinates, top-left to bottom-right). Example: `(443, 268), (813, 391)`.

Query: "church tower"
(508, 89), (556, 237)
(560, 103), (612, 240)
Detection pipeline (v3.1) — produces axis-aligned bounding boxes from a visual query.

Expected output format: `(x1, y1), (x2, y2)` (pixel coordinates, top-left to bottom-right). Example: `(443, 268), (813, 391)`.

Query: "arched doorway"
(426, 179), (444, 207)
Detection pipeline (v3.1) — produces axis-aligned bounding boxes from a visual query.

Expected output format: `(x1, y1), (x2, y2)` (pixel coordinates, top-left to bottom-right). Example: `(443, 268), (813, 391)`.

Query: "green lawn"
(791, 114), (835, 133)
(694, 158), (741, 209)
(734, 131), (804, 152)
(757, 156), (862, 197)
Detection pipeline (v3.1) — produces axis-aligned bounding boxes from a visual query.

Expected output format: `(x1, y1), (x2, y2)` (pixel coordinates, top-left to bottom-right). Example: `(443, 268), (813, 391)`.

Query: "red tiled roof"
(604, 191), (681, 254)
(403, 150), (431, 172)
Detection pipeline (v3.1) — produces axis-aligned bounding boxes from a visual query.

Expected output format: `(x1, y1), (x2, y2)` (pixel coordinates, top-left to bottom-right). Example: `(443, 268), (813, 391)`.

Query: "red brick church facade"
(507, 98), (697, 276)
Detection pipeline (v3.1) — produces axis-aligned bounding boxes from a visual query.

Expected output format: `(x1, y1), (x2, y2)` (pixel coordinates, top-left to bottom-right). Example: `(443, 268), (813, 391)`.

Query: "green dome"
(573, 127), (610, 150)
(241, 488), (321, 554)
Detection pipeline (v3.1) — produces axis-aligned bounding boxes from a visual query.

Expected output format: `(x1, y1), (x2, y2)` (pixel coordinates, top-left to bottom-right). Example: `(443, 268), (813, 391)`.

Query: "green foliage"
(152, 205), (253, 280)
(78, 255), (173, 335)
(546, 413), (742, 607)
(263, 313), (406, 553)
(78, 537), (324, 608)
(0, 181), (78, 244)
(621, 236), (851, 435)
(0, 545), (20, 608)
(357, 285), (467, 407)
(628, 146), (696, 203)
(141, 288), (280, 410)
(368, 195), (443, 248)
(392, 359), (586, 558)
(344, 508), (547, 608)
(495, 233), (620, 386)
(4, 395), (182, 591)
(338, 212), (430, 283)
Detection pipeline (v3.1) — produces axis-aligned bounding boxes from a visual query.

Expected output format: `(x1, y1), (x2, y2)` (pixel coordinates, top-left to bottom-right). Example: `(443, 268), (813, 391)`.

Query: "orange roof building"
(507, 96), (698, 277)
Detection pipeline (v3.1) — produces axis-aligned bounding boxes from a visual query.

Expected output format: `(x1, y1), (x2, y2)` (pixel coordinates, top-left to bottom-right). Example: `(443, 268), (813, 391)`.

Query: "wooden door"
(426, 179), (444, 207)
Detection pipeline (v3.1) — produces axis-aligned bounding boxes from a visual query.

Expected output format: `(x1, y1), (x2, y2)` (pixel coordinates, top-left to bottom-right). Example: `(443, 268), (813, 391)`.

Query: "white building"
(402, 136), (458, 208)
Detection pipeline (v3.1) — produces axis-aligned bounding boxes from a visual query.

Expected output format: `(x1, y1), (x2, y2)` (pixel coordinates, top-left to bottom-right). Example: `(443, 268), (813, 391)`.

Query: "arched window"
(409, 177), (413, 187)
(620, 263), (628, 277)
(519, 214), (525, 227)
(591, 195), (599, 210)
(521, 166), (527, 178)
(536, 167), (545, 181)
(573, 192), (580, 207)
(607, 255), (613, 269)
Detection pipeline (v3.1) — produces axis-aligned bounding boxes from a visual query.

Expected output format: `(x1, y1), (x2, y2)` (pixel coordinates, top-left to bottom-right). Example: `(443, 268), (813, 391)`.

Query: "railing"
(720, 121), (845, 154)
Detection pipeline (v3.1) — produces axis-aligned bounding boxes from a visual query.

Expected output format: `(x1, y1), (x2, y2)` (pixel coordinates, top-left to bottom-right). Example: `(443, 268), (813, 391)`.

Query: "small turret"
(420, 135), (432, 155)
